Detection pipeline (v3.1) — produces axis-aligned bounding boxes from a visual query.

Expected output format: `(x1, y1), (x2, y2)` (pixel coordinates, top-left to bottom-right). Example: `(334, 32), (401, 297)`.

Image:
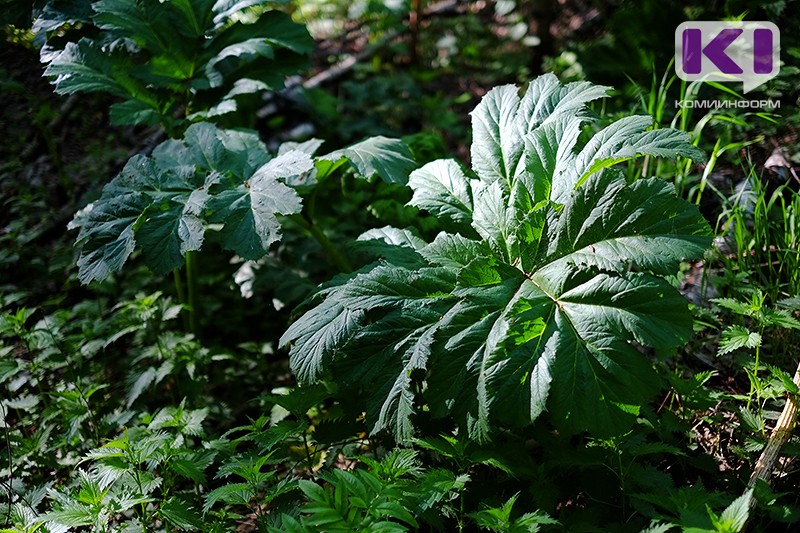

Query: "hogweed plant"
(69, 122), (415, 334)
(40, 0), (418, 335)
(281, 73), (712, 442)
(39, 0), (315, 132)
(33, 0), (318, 335)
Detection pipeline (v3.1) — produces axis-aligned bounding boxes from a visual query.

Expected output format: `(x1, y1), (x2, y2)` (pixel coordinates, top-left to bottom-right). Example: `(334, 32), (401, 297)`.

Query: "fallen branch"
(302, 32), (396, 90)
(302, 0), (461, 90)
(255, 0), (467, 124)
(744, 359), (800, 508)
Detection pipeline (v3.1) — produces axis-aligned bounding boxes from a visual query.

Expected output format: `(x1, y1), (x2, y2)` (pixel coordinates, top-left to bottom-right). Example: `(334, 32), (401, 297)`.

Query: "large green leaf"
(521, 116), (584, 204)
(469, 74), (610, 190)
(204, 38), (274, 87)
(202, 10), (312, 87)
(573, 115), (705, 187)
(171, 0), (216, 37)
(207, 149), (308, 260)
(211, 0), (274, 28)
(93, 0), (177, 55)
(42, 0), (312, 128)
(44, 39), (149, 100)
(281, 75), (711, 441)
(71, 123), (309, 283)
(33, 0), (94, 33)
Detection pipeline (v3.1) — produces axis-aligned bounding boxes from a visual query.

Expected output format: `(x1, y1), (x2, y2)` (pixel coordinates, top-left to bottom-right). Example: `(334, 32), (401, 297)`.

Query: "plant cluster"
(2, 1), (800, 533)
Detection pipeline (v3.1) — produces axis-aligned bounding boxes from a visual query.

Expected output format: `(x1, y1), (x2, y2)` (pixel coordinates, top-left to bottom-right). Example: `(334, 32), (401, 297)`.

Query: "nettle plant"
(39, 0), (313, 131)
(281, 74), (713, 441)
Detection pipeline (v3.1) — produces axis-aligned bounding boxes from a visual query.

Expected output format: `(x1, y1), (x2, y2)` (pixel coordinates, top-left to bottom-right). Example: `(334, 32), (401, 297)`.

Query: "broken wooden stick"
(745, 359), (800, 504)
(301, 0), (461, 90)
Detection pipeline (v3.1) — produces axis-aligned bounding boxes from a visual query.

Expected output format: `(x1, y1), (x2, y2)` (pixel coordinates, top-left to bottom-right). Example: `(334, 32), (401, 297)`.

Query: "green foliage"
(712, 289), (800, 407)
(39, 0), (313, 131)
(271, 448), (477, 532)
(70, 122), (309, 283)
(41, 406), (212, 532)
(707, 490), (753, 533)
(69, 122), (416, 284)
(204, 450), (291, 513)
(646, 489), (754, 533)
(715, 177), (800, 303)
(718, 325), (761, 356)
(6, 0), (800, 530)
(469, 493), (558, 533)
(296, 471), (420, 531)
(281, 74), (711, 441)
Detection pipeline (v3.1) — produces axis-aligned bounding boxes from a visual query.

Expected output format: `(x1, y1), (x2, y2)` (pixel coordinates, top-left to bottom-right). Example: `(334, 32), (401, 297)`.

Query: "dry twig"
(744, 360), (800, 511)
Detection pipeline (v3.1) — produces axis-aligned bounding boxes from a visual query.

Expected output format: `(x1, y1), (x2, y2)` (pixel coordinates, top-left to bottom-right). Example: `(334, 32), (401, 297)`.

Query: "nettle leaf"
(718, 325), (761, 355)
(72, 122), (309, 283)
(281, 74), (711, 441)
(159, 496), (205, 531)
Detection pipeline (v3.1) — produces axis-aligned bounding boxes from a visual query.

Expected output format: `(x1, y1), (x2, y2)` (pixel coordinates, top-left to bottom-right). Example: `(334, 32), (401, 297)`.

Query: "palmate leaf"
(574, 115), (704, 182)
(281, 74), (711, 441)
(470, 76), (610, 190)
(71, 123), (309, 283)
(70, 125), (411, 283)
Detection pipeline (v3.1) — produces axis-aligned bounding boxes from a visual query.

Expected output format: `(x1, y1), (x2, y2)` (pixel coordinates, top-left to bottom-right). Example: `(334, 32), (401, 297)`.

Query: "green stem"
(185, 251), (200, 336)
(173, 268), (190, 332)
(302, 429), (316, 479)
(747, 333), (764, 410)
(458, 490), (465, 532)
(291, 215), (353, 273)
